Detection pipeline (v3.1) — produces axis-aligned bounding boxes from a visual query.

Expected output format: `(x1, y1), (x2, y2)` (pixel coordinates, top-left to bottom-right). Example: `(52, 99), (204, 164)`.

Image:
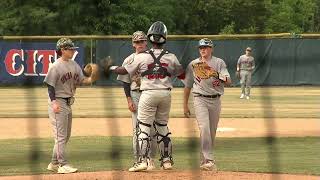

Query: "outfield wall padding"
(96, 38), (320, 86)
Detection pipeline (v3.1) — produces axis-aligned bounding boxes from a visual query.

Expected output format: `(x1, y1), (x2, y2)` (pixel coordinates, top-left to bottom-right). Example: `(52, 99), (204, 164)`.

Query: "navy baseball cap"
(198, 38), (215, 48)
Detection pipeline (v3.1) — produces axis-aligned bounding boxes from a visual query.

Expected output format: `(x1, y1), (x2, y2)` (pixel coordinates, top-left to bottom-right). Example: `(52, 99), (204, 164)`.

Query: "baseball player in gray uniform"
(44, 38), (98, 174)
(117, 31), (157, 170)
(237, 47), (255, 100)
(183, 38), (231, 171)
(108, 21), (185, 172)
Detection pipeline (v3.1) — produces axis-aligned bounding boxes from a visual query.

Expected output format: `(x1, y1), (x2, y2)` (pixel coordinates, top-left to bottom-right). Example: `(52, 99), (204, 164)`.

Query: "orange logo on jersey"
(61, 72), (72, 84)
(146, 63), (170, 79)
(212, 79), (221, 87)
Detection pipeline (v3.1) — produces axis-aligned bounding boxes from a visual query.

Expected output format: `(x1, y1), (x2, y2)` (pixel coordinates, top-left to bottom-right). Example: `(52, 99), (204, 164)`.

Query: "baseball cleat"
(147, 158), (156, 171)
(161, 161), (172, 170)
(240, 94), (245, 99)
(128, 161), (148, 172)
(47, 163), (59, 172)
(57, 164), (78, 174)
(200, 161), (217, 171)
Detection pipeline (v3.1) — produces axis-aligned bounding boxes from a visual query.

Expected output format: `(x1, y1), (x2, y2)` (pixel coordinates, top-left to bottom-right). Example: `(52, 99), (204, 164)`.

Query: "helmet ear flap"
(149, 35), (155, 43)
(159, 36), (165, 43)
(149, 34), (166, 44)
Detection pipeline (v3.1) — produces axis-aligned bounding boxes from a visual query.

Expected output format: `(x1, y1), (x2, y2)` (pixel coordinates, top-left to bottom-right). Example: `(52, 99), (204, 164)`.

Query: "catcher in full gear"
(105, 21), (185, 172)
(45, 38), (98, 174)
(116, 31), (158, 170)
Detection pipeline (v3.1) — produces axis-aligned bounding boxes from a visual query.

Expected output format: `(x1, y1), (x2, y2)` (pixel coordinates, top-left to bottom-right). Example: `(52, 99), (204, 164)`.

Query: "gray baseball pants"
(131, 90), (157, 161)
(48, 98), (72, 166)
(240, 70), (252, 96)
(193, 95), (221, 164)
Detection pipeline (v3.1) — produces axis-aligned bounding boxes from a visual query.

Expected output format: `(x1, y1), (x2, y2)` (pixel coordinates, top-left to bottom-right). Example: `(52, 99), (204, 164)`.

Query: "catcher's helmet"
(147, 21), (167, 44)
(132, 31), (147, 42)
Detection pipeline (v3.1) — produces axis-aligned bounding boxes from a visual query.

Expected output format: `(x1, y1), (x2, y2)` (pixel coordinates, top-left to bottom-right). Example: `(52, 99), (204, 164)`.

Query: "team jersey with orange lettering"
(124, 49), (184, 90)
(44, 58), (84, 98)
(237, 55), (255, 71)
(184, 56), (230, 95)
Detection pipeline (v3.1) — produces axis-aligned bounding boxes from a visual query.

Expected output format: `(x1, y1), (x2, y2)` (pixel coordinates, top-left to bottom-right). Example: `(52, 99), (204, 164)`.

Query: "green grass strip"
(0, 136), (319, 176)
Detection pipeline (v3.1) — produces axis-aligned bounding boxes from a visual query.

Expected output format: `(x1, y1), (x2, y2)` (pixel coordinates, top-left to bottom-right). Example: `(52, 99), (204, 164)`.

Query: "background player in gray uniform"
(237, 47), (255, 100)
(183, 38), (231, 171)
(107, 21), (185, 172)
(116, 31), (157, 170)
(44, 38), (98, 174)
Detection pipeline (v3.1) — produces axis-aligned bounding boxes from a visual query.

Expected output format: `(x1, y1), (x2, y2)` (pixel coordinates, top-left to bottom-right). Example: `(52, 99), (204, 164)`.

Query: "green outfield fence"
(2, 33), (320, 86)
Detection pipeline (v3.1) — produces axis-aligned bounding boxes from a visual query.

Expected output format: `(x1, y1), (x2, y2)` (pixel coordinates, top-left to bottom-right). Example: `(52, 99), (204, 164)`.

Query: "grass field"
(0, 86), (319, 177)
(0, 136), (319, 176)
(0, 86), (319, 118)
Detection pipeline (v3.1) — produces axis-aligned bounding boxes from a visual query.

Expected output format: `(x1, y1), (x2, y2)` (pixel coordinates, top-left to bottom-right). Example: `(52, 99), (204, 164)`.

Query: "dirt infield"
(1, 170), (319, 180)
(0, 117), (318, 139)
(0, 117), (319, 180)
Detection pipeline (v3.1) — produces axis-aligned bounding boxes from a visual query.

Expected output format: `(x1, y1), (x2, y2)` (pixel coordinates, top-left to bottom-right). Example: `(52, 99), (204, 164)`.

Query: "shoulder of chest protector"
(147, 49), (170, 55)
(162, 49), (170, 55)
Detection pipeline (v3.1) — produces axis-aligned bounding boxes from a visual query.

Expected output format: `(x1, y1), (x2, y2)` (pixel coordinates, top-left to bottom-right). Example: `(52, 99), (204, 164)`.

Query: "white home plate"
(217, 127), (236, 132)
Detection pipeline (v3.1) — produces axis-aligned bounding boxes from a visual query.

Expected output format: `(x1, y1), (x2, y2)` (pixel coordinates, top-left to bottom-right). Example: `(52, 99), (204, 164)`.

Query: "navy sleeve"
(47, 84), (56, 101)
(123, 82), (131, 97)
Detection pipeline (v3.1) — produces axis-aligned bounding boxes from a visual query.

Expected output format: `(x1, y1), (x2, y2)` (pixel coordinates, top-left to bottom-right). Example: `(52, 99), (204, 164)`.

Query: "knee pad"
(136, 120), (152, 159)
(154, 122), (173, 164)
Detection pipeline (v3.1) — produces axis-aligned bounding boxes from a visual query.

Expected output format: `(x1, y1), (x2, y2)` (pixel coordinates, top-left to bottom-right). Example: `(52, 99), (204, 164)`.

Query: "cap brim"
(67, 46), (79, 49)
(133, 39), (147, 42)
(199, 45), (214, 48)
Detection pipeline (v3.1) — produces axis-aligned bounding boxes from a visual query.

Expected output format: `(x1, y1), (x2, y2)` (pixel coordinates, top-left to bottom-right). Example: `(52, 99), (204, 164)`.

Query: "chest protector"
(141, 49), (171, 78)
(141, 50), (171, 79)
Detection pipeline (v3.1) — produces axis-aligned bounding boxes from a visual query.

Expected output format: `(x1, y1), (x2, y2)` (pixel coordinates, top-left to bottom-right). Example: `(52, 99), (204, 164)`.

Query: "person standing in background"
(237, 47), (255, 100)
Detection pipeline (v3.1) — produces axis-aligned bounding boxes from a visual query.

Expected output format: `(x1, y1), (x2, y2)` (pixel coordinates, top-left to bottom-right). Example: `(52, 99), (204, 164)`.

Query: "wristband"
(110, 66), (119, 70)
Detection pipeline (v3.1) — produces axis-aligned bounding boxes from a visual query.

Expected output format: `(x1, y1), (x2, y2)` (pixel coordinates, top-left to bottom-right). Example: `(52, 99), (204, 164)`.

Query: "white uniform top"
(237, 55), (255, 71)
(44, 58), (84, 98)
(184, 56), (230, 95)
(124, 49), (184, 90)
(117, 53), (141, 91)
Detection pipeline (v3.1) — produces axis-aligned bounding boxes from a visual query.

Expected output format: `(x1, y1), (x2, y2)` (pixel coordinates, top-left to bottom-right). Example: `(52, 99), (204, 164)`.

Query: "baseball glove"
(131, 74), (141, 87)
(83, 63), (99, 82)
(100, 56), (114, 79)
(236, 71), (240, 79)
(192, 62), (219, 79)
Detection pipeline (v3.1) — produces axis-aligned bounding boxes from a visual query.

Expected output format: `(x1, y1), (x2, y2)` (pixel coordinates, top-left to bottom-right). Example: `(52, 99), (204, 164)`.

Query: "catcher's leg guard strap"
(154, 122), (173, 164)
(136, 120), (151, 160)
